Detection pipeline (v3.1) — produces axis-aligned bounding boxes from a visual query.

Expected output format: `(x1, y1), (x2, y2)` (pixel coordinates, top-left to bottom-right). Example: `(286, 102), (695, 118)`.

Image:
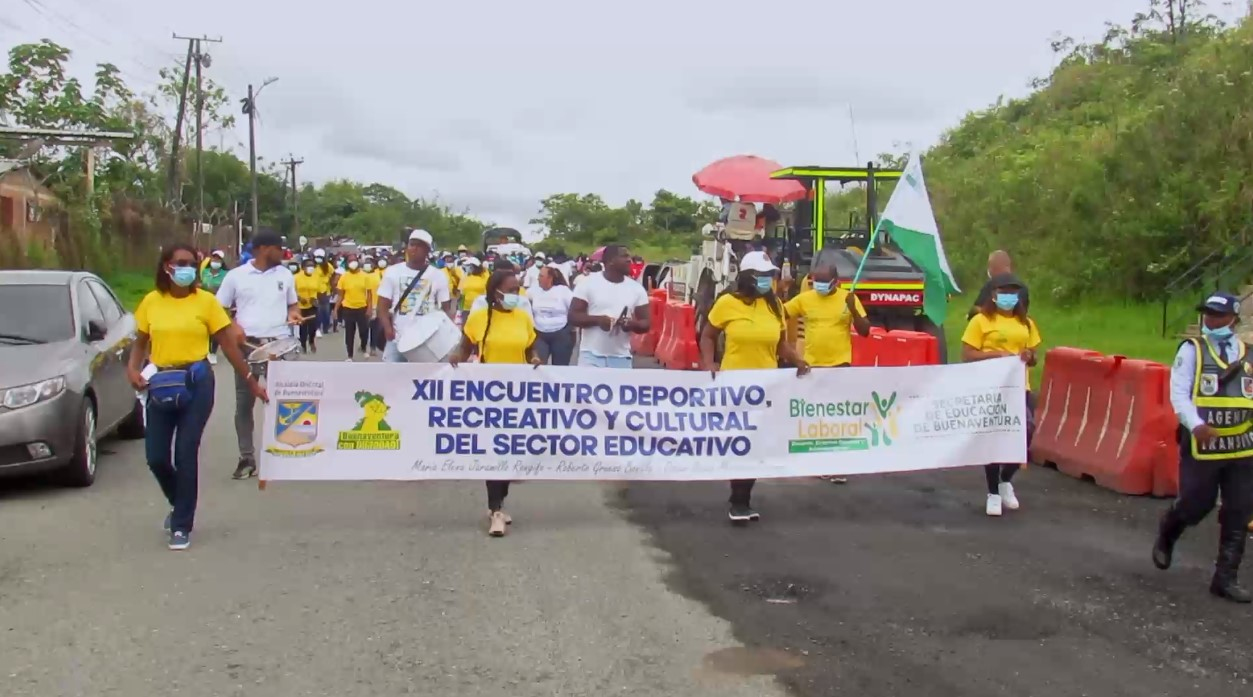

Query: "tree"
(0, 40), (139, 190)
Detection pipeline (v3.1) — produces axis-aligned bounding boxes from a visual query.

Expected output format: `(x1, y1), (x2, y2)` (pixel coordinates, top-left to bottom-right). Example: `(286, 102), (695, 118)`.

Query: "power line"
(19, 0), (163, 81)
(54, 0), (183, 70)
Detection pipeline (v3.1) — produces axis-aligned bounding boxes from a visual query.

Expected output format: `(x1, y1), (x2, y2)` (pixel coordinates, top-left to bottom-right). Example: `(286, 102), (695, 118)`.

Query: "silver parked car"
(0, 270), (145, 487)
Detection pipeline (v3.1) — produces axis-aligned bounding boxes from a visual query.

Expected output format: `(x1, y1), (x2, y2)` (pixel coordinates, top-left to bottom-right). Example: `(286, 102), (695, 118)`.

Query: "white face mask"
(210, 261), (222, 270)
(348, 261), (360, 271)
(303, 267), (315, 276)
(378, 259), (388, 268)
(363, 263), (374, 272)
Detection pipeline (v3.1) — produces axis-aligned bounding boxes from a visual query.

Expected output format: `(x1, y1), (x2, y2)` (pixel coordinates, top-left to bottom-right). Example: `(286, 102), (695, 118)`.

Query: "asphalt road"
(3, 344), (1251, 696)
(0, 340), (784, 697)
(618, 445), (1253, 697)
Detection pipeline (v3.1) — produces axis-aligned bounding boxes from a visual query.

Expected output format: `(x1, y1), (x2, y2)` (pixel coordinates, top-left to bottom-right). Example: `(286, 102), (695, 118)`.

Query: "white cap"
(535, 251), (547, 259)
(313, 248), (326, 257)
(408, 229), (433, 247)
(739, 251), (777, 273)
(211, 249), (224, 258)
(462, 256), (483, 267)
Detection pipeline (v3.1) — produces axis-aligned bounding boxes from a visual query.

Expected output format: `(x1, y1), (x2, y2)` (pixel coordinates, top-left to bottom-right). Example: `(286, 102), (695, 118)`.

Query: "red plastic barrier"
(851, 328), (940, 367)
(653, 302), (679, 367)
(630, 294), (667, 357)
(662, 303), (700, 370)
(1031, 348), (1180, 496)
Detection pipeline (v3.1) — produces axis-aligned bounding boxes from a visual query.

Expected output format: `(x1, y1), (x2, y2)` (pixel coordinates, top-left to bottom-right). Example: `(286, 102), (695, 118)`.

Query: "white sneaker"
(488, 511), (508, 537)
(208, 353), (218, 365)
(986, 494), (1003, 517)
(345, 357), (354, 363)
(316, 330), (323, 338)
(998, 482), (1020, 510)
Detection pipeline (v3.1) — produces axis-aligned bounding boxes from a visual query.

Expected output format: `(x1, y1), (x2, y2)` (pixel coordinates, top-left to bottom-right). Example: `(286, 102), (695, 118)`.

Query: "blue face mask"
(755, 276), (773, 295)
(994, 292), (1019, 311)
(1202, 323), (1235, 341)
(170, 266), (197, 288)
(500, 293), (522, 310)
(813, 281), (833, 295)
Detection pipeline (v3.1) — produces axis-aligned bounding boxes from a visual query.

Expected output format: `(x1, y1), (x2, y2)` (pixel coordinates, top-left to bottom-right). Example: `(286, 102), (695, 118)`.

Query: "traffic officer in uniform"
(1153, 291), (1253, 603)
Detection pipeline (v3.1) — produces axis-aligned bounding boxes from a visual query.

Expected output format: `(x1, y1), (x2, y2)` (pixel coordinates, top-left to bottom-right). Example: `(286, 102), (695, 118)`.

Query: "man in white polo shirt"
(216, 231), (301, 479)
(568, 244), (650, 368)
(377, 229), (453, 363)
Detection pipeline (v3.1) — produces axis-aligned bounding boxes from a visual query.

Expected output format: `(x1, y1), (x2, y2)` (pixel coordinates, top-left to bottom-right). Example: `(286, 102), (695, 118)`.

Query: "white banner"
(259, 359), (1028, 481)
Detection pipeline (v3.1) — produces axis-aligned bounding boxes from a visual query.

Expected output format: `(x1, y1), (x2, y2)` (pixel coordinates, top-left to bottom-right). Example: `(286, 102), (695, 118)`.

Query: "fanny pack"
(148, 360), (210, 412)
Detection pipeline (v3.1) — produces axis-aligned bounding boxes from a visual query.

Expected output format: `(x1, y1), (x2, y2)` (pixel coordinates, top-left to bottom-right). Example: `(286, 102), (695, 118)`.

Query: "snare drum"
(246, 336), (302, 368)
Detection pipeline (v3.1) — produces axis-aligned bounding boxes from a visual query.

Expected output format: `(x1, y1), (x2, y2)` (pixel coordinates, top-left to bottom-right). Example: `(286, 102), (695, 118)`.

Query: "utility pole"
(166, 41), (194, 203)
(281, 156), (304, 239)
(242, 77), (278, 245)
(173, 33), (222, 237)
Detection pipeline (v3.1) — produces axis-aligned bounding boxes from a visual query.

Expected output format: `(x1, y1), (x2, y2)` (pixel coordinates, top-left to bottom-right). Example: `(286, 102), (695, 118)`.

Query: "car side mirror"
(86, 320), (108, 343)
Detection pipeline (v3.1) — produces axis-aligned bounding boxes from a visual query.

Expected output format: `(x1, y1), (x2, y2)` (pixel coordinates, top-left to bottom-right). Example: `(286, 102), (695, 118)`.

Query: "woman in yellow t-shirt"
(295, 256), (323, 354)
(450, 269), (542, 538)
(783, 263), (871, 484)
(457, 257), (490, 323)
(960, 273), (1040, 518)
(334, 254), (375, 361)
(126, 243), (266, 551)
(699, 251), (809, 524)
(314, 253), (334, 334)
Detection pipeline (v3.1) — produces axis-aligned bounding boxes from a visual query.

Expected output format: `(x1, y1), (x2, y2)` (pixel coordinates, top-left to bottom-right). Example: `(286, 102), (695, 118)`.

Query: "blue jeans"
(144, 369), (215, 534)
(536, 327), (576, 366)
(317, 297), (332, 334)
(578, 351), (633, 369)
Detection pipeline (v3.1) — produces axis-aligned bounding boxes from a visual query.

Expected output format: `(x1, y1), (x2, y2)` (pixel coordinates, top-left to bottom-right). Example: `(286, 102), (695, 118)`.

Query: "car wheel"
(116, 393), (146, 439)
(59, 402), (97, 488)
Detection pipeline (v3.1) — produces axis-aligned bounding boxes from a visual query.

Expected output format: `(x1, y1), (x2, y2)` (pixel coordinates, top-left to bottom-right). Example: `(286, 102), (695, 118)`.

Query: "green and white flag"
(879, 153), (960, 325)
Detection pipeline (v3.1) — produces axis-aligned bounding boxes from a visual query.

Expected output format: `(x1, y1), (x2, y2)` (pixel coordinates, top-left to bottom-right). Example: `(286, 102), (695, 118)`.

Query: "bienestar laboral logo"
(787, 391), (901, 453)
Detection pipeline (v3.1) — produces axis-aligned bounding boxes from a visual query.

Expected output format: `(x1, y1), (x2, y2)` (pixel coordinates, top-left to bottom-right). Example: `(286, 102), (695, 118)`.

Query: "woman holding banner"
(960, 273), (1040, 517)
(449, 269), (543, 537)
(700, 251), (810, 524)
(783, 262), (872, 484)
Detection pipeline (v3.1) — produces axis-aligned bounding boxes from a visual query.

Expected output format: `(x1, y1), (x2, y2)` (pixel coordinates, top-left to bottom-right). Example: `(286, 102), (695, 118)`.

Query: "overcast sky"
(3, 0), (1247, 235)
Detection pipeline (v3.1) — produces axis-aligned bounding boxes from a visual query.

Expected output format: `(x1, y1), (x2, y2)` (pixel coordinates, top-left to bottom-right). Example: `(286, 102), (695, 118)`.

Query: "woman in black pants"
(334, 254), (374, 361)
(449, 269), (542, 537)
(528, 266), (576, 365)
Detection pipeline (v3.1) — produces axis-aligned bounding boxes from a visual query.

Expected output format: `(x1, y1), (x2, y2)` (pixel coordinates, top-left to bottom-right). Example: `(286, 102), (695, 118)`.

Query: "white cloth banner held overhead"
(260, 359), (1028, 481)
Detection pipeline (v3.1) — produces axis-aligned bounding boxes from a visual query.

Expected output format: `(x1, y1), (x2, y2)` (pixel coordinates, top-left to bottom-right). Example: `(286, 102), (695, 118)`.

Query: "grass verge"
(104, 271), (152, 311)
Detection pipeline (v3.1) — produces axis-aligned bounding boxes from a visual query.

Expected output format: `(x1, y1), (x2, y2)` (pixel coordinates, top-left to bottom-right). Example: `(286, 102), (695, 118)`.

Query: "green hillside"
(925, 7), (1253, 302)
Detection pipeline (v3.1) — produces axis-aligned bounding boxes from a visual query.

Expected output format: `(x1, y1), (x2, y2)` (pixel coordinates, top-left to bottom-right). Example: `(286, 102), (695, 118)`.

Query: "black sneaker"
(168, 531), (191, 551)
(728, 504), (759, 523)
(232, 458), (256, 480)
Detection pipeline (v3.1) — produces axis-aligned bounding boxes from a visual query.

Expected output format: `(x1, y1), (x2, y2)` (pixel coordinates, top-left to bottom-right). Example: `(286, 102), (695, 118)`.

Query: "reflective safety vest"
(1188, 337), (1253, 460)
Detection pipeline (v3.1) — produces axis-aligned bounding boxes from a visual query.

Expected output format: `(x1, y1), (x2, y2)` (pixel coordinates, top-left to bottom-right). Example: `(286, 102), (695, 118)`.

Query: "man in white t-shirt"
(377, 229), (453, 363)
(568, 245), (650, 368)
(215, 231), (301, 479)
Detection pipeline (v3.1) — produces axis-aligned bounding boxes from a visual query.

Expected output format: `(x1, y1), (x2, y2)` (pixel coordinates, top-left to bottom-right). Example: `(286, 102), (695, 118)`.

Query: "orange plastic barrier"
(655, 302), (700, 370)
(851, 328), (941, 367)
(1031, 348), (1179, 496)
(630, 293), (668, 357)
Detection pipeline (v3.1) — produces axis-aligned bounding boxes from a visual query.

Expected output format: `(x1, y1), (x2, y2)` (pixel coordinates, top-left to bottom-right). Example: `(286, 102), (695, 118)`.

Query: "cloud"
(320, 127), (462, 173)
(8, 0), (1248, 234)
(683, 72), (939, 121)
